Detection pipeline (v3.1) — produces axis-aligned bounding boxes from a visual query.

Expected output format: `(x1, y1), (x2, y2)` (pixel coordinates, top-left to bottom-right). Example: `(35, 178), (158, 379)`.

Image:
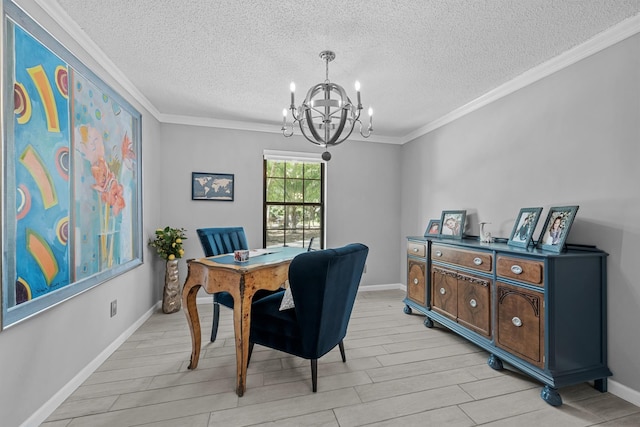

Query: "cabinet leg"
(424, 317), (434, 328)
(594, 378), (607, 392)
(487, 354), (503, 370)
(541, 385), (563, 406)
(403, 305), (412, 315)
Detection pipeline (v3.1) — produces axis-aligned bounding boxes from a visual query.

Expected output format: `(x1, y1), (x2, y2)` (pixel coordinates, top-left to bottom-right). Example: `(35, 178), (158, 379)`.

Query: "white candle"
(290, 82), (296, 106)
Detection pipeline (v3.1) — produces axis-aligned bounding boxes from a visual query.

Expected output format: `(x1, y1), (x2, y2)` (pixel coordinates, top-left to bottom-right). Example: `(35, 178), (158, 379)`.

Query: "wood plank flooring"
(43, 289), (640, 426)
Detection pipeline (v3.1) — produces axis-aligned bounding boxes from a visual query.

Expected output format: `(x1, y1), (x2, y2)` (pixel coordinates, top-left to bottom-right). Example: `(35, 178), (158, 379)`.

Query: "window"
(263, 153), (325, 249)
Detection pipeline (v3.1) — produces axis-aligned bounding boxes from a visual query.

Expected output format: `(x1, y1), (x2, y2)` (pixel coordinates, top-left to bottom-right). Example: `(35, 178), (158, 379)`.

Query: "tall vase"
(163, 259), (181, 314)
(98, 230), (118, 271)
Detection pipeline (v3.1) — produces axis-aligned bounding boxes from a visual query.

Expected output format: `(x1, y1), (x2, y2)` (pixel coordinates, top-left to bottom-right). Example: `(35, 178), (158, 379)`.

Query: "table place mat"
(204, 247), (305, 266)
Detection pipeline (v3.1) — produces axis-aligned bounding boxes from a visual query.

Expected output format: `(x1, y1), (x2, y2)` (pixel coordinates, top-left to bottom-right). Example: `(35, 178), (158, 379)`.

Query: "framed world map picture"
(191, 172), (234, 201)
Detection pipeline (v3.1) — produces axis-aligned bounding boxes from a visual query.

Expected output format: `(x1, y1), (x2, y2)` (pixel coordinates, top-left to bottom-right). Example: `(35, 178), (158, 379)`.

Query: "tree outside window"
(264, 159), (324, 248)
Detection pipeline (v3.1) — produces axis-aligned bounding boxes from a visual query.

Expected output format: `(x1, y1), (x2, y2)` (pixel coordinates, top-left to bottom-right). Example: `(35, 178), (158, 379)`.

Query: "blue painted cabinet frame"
(403, 236), (610, 406)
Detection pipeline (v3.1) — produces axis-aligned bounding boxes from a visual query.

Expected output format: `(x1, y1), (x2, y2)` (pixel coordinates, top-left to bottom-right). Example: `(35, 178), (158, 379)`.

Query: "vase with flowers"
(76, 125), (135, 272)
(149, 226), (187, 313)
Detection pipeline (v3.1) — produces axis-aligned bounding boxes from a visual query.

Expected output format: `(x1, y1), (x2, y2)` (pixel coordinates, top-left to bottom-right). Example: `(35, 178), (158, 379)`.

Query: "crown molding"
(32, 0), (162, 119)
(33, 1), (640, 146)
(159, 113), (402, 144)
(399, 14), (640, 145)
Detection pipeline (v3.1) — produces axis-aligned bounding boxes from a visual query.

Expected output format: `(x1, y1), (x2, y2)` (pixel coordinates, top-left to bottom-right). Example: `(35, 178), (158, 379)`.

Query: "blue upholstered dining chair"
(196, 227), (279, 342)
(247, 243), (369, 392)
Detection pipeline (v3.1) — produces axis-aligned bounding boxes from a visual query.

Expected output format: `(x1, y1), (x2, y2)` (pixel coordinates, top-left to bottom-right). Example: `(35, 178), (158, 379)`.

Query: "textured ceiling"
(44, 1), (640, 143)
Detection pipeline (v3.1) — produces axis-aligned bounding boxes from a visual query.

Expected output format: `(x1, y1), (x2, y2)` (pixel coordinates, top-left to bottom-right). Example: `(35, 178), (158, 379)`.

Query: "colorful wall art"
(1, 1), (142, 329)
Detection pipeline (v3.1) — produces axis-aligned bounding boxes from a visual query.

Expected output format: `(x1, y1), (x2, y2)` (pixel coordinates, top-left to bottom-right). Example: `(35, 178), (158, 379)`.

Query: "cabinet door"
(457, 272), (491, 337)
(496, 282), (545, 368)
(431, 267), (457, 320)
(407, 258), (426, 306)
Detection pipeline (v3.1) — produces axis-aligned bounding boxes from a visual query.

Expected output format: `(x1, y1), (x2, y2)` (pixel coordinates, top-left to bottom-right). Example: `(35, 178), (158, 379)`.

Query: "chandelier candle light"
(282, 50), (373, 161)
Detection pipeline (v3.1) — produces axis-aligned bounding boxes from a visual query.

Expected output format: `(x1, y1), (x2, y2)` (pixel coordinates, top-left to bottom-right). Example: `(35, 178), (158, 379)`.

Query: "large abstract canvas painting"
(1, 1), (142, 329)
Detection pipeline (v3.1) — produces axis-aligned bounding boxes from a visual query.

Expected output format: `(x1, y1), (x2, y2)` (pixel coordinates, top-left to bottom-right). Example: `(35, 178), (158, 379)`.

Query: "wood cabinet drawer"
(496, 282), (545, 368)
(497, 256), (544, 287)
(431, 244), (492, 272)
(407, 258), (426, 306)
(407, 241), (426, 258)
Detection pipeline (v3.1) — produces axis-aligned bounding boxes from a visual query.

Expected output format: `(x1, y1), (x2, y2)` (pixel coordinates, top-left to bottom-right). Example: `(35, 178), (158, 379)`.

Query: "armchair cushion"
(279, 284), (295, 311)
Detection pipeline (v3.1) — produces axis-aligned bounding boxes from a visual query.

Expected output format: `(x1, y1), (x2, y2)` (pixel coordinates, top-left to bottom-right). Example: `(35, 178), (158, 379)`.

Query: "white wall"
(157, 124), (402, 288)
(401, 33), (640, 402)
(0, 1), (164, 426)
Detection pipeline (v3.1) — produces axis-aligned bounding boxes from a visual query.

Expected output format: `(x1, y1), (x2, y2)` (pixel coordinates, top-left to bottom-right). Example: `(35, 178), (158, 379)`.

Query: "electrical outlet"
(110, 300), (117, 317)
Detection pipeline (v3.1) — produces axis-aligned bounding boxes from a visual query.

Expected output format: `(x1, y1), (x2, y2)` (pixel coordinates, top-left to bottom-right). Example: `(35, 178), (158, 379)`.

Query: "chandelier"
(281, 50), (373, 161)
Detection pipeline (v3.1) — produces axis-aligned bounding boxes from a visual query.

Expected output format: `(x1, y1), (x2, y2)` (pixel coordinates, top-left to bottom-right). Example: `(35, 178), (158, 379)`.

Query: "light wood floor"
(43, 289), (640, 426)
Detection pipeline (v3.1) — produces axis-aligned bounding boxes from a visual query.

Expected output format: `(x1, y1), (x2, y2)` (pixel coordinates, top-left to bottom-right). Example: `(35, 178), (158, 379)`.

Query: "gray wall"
(400, 33), (640, 401)
(157, 124), (402, 288)
(0, 3), (401, 423)
(2, 1), (639, 425)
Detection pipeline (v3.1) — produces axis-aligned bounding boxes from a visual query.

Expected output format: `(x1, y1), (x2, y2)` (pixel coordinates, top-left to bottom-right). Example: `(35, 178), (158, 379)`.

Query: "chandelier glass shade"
(281, 50), (373, 160)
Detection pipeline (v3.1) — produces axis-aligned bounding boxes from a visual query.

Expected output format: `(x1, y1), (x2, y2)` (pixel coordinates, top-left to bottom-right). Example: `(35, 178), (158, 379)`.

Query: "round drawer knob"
(413, 248), (419, 252)
(469, 299), (477, 308)
(511, 265), (523, 275)
(413, 278), (419, 285)
(435, 250), (442, 257)
(512, 317), (522, 327)
(439, 287), (446, 295)
(473, 257), (482, 265)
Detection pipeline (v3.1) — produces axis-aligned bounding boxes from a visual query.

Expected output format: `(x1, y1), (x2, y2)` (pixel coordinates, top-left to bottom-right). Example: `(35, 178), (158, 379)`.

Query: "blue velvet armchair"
(248, 243), (369, 392)
(196, 227), (278, 342)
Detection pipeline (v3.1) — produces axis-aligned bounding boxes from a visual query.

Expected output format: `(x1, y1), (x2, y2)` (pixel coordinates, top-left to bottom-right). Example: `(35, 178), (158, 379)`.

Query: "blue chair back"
(248, 243), (368, 391)
(196, 227), (248, 256)
(288, 243), (368, 357)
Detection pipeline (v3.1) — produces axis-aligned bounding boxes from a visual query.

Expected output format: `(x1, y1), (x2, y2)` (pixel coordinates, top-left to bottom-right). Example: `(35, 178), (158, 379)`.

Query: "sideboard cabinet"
(404, 236), (611, 406)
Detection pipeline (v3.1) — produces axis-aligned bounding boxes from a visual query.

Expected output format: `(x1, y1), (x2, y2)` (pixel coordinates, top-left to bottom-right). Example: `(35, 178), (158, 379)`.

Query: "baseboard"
(608, 379), (640, 407)
(390, 285), (639, 405)
(27, 287), (638, 426)
(358, 283), (404, 292)
(22, 301), (162, 427)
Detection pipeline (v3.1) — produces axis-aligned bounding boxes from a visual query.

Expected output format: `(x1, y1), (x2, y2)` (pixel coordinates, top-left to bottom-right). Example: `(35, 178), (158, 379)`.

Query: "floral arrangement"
(149, 227), (187, 260)
(76, 125), (136, 269)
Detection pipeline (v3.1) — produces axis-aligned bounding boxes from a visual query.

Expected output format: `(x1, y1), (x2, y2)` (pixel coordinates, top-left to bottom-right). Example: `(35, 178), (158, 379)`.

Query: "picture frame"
(192, 172), (234, 201)
(537, 206), (579, 253)
(424, 219), (440, 236)
(507, 207), (543, 248)
(438, 210), (466, 239)
(2, 2), (143, 329)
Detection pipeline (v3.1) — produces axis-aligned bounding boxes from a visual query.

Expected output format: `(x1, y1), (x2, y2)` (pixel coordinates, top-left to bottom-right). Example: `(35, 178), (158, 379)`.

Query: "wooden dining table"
(181, 246), (305, 396)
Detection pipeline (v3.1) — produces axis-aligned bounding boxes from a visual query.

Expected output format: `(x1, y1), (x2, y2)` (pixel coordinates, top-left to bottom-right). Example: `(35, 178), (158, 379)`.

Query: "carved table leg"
(233, 296), (248, 397)
(182, 268), (203, 370)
